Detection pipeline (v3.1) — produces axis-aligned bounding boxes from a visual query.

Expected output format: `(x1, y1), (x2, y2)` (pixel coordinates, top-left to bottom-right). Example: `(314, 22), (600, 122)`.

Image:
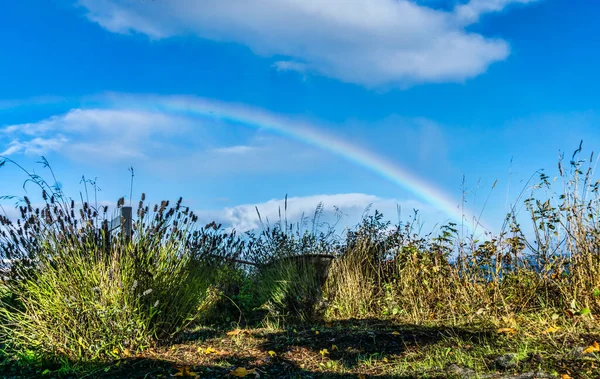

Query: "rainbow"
(109, 94), (482, 232)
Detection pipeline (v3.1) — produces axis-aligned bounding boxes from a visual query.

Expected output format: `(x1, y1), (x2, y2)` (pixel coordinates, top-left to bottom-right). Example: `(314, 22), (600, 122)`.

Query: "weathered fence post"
(109, 206), (133, 242)
(121, 206), (132, 241)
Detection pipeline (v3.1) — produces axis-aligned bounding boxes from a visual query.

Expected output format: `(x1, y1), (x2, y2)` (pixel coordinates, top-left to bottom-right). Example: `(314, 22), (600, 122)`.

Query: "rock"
(446, 363), (476, 378)
(494, 354), (519, 370)
(569, 346), (585, 358)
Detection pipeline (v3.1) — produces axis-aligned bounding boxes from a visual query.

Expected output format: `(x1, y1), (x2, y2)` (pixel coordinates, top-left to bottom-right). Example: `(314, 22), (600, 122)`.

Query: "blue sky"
(1, 0), (599, 234)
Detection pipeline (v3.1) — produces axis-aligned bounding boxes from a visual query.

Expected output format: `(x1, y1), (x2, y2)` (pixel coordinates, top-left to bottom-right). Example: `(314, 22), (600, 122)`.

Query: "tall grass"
(243, 198), (338, 323)
(326, 145), (600, 324)
(0, 159), (233, 363)
(1, 145), (600, 367)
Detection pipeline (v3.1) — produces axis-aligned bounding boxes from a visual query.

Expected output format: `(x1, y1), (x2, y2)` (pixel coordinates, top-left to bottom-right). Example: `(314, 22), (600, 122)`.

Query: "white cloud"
(78, 0), (537, 87)
(212, 145), (258, 155)
(0, 104), (327, 176)
(0, 95), (475, 229)
(455, 0), (537, 23)
(196, 193), (435, 232)
(1, 108), (193, 161)
(272, 61), (309, 73)
(0, 137), (69, 156)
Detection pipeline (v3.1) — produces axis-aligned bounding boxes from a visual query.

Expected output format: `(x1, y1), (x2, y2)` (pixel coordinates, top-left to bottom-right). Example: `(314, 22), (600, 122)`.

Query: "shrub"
(243, 200), (338, 324)
(0, 159), (230, 362)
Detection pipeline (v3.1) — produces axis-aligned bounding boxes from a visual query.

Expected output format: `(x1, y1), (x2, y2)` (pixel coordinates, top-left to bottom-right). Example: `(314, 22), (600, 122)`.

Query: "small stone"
(446, 363), (476, 378)
(569, 346), (584, 358)
(495, 353), (518, 370)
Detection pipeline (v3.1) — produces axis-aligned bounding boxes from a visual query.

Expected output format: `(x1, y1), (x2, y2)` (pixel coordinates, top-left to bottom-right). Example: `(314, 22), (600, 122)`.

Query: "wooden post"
(109, 206), (133, 242)
(121, 206), (132, 241)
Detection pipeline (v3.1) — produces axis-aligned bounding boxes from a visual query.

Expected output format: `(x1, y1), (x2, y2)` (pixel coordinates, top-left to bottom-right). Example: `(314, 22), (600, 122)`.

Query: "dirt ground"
(2, 319), (600, 378)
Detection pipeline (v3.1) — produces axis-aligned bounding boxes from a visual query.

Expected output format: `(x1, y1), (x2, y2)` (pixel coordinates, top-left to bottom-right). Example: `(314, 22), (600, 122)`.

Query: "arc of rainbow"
(112, 94), (481, 232)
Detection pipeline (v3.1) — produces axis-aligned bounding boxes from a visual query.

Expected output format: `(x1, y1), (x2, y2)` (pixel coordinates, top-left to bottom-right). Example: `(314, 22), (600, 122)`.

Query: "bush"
(243, 202), (338, 324)
(0, 160), (231, 362)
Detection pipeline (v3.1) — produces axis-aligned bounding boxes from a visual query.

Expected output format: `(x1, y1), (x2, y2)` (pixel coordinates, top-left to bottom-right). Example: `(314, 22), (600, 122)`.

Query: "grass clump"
(0, 159), (230, 364)
(240, 200), (337, 324)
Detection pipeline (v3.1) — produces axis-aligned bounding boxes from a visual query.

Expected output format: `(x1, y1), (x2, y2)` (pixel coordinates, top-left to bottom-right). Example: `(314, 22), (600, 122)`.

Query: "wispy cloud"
(1, 108), (193, 161)
(0, 102), (327, 175)
(1, 136), (68, 156)
(272, 61), (309, 74)
(455, 0), (537, 23)
(0, 192), (437, 235)
(212, 145), (258, 155)
(196, 193), (434, 232)
(78, 0), (537, 87)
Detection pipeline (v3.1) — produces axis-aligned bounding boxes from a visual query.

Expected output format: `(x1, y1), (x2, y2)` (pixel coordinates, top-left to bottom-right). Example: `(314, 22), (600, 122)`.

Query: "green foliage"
(257, 254), (331, 323)
(0, 159), (228, 363)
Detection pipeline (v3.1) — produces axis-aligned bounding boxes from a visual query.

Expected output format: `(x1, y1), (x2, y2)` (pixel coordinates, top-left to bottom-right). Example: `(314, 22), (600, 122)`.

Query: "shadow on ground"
(0, 319), (573, 378)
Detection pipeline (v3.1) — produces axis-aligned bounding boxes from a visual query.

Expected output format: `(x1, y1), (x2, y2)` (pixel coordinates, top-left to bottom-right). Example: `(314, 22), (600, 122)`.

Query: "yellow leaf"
(121, 348), (132, 358)
(320, 349), (329, 356)
(227, 329), (247, 337)
(229, 367), (258, 378)
(331, 345), (338, 351)
(268, 350), (277, 357)
(315, 330), (319, 335)
(392, 331), (400, 336)
(544, 326), (560, 334)
(584, 341), (600, 354)
(497, 328), (517, 335)
(203, 346), (218, 355)
(561, 374), (572, 379)
(172, 366), (198, 377)
(383, 357), (389, 363)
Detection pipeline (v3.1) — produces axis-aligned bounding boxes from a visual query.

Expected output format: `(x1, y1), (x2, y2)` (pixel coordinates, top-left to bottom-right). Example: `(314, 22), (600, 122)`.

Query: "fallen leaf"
(320, 349), (329, 356)
(172, 366), (198, 377)
(544, 326), (560, 334)
(584, 341), (600, 354)
(392, 331), (400, 336)
(315, 330), (319, 335)
(229, 367), (259, 378)
(268, 350), (277, 357)
(565, 309), (575, 319)
(561, 374), (572, 379)
(227, 329), (248, 337)
(202, 347), (218, 355)
(331, 345), (338, 351)
(580, 308), (592, 316)
(497, 328), (517, 335)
